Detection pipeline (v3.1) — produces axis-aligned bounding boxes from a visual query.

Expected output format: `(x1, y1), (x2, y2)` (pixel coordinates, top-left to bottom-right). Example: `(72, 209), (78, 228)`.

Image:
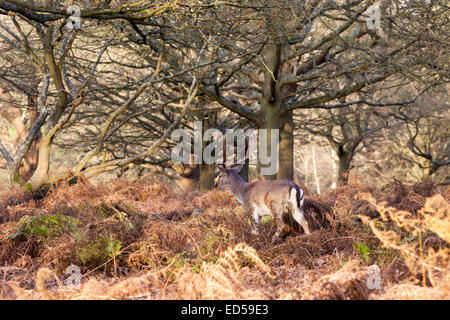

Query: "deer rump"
(243, 179), (310, 235)
(245, 180), (304, 213)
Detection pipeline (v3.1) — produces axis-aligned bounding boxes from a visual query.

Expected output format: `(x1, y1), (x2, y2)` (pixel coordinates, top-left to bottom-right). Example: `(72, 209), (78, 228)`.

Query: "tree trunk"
(258, 105), (278, 180)
(426, 160), (440, 180)
(258, 105), (294, 181)
(0, 89), (41, 182)
(330, 148), (338, 189)
(199, 163), (215, 190)
(198, 108), (217, 190)
(336, 148), (353, 185)
(25, 28), (69, 191)
(21, 93), (41, 181)
(238, 159), (249, 182)
(26, 134), (52, 191)
(312, 145), (321, 194)
(258, 40), (283, 180)
(278, 110), (294, 181)
(237, 118), (249, 181)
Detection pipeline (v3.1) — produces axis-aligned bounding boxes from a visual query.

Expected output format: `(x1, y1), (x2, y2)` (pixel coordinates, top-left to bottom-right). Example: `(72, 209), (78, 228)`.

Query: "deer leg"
(271, 216), (286, 244)
(292, 207), (311, 235)
(249, 208), (260, 236)
(271, 203), (287, 243)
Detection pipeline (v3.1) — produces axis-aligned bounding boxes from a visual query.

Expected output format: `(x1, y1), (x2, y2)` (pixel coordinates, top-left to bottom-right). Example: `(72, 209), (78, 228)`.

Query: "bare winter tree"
(387, 88), (449, 184)
(0, 0), (448, 191)
(152, 0), (448, 180)
(0, 1), (199, 191)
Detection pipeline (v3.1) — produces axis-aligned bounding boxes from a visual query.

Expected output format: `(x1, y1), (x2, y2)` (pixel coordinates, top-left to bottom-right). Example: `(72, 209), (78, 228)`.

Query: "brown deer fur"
(216, 164), (310, 243)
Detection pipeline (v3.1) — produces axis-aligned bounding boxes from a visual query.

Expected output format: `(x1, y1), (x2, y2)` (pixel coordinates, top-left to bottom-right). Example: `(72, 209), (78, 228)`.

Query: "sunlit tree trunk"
(312, 145), (321, 194)
(278, 110), (294, 181)
(330, 148), (338, 189)
(258, 106), (294, 181)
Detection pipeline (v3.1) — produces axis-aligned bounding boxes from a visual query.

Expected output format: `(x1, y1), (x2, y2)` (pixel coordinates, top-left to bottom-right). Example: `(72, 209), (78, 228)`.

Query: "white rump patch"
(290, 187), (311, 234)
(289, 188), (297, 208)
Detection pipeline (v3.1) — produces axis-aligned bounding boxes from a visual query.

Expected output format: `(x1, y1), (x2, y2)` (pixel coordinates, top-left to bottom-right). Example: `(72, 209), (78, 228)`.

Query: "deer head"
(215, 136), (248, 190)
(216, 163), (244, 190)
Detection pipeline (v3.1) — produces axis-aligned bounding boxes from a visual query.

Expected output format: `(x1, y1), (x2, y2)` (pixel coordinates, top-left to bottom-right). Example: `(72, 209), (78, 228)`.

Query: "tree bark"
(198, 108), (217, 190)
(199, 163), (215, 190)
(336, 147), (353, 185)
(26, 27), (68, 190)
(238, 158), (249, 182)
(312, 145), (321, 194)
(330, 148), (338, 189)
(21, 92), (41, 180)
(258, 102), (278, 180)
(278, 110), (294, 180)
(26, 133), (51, 190)
(257, 104), (295, 181)
(0, 88), (42, 182)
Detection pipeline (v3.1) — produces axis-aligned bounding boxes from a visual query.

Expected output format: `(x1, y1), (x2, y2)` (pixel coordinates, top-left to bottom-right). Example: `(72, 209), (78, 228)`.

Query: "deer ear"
(216, 164), (226, 172)
(229, 163), (244, 173)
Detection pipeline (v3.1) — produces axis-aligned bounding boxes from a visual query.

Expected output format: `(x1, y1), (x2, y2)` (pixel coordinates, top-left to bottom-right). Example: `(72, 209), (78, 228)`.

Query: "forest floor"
(0, 177), (448, 300)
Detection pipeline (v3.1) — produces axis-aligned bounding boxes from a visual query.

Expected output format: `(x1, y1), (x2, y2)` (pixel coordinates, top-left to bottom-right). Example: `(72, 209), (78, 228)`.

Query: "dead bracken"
(0, 177), (448, 300)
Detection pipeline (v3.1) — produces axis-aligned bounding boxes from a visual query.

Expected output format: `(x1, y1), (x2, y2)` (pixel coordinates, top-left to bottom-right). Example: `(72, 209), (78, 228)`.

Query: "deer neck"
(228, 171), (247, 205)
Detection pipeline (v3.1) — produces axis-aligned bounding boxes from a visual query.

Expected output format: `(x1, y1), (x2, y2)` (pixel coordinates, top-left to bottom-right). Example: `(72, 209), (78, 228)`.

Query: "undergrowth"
(0, 177), (448, 300)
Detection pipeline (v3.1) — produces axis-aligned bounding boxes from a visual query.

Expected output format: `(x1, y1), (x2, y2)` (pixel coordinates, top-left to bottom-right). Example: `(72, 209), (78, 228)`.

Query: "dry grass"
(0, 177), (448, 300)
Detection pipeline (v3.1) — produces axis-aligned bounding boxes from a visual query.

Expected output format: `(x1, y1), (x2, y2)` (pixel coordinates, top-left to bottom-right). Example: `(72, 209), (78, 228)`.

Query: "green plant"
(200, 234), (218, 257)
(97, 203), (110, 218)
(105, 236), (122, 259)
(23, 183), (33, 193)
(261, 216), (272, 224)
(191, 264), (201, 273)
(169, 251), (192, 268)
(164, 251), (197, 280)
(7, 125), (17, 138)
(8, 214), (80, 240)
(77, 233), (122, 266)
(353, 241), (371, 264)
(12, 174), (20, 184)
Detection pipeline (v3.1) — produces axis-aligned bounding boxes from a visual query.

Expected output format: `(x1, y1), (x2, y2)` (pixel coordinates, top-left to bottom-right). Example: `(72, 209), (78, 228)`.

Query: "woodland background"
(0, 0), (448, 300)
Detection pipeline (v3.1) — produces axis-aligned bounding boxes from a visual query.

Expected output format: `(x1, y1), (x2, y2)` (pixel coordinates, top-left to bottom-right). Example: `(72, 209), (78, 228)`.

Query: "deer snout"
(214, 176), (223, 189)
(214, 176), (228, 190)
(215, 180), (226, 190)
